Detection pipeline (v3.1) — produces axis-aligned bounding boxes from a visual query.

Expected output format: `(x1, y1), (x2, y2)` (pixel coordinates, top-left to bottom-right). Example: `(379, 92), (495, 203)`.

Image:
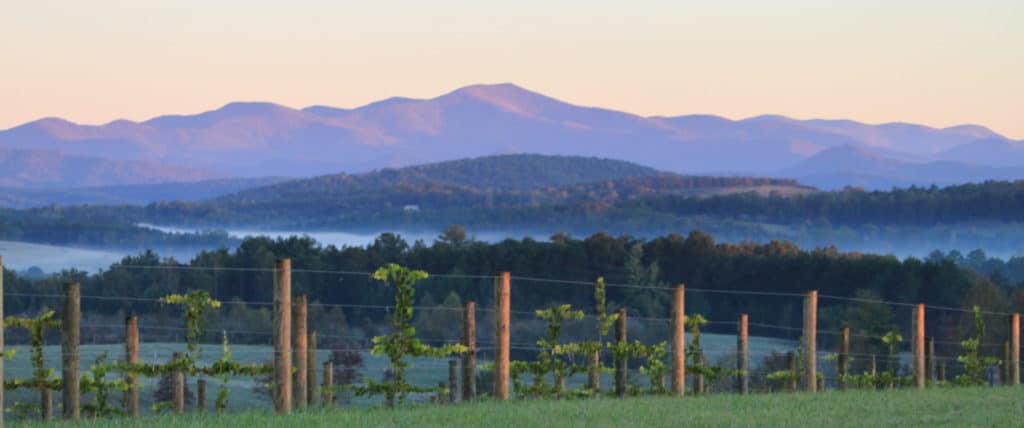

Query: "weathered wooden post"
(41, 389), (52, 420)
(273, 259), (292, 414)
(448, 359), (458, 403)
(615, 308), (628, 397)
(462, 301), (477, 401)
(1003, 341), (1011, 385)
(172, 352), (185, 414)
(803, 290), (817, 392)
(197, 378), (207, 414)
(838, 327), (850, 391)
(672, 284), (686, 397)
(926, 337), (935, 386)
(322, 361), (334, 406)
(125, 315), (140, 416)
(737, 313), (749, 394)
(308, 331), (317, 406)
(1011, 313), (1019, 387)
(787, 351), (798, 392)
(62, 282), (81, 420)
(913, 303), (925, 389)
(494, 272), (511, 401)
(294, 294), (308, 409)
(869, 354), (877, 376)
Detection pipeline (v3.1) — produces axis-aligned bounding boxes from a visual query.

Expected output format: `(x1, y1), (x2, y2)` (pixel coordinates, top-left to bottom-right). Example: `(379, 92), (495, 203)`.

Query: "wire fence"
(1, 262), (1021, 420)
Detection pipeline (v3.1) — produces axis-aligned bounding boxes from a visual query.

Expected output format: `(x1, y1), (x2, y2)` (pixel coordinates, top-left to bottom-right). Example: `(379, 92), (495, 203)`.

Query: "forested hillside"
(132, 154), (810, 227)
(288, 154), (665, 191)
(618, 180), (1024, 226)
(5, 155), (1024, 255)
(137, 177), (1024, 236)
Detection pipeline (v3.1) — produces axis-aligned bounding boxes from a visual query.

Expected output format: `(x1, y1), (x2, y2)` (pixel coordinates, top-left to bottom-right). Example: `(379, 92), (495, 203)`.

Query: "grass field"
(13, 386), (1024, 427)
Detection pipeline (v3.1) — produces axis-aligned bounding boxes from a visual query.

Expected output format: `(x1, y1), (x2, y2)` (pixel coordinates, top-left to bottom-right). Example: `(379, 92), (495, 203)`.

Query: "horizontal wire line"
(6, 290), (1017, 318)
(510, 275), (671, 291)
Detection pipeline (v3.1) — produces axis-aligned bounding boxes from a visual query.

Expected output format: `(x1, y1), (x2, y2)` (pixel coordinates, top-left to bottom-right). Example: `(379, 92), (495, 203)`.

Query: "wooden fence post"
(787, 351), (798, 392)
(172, 352), (185, 414)
(125, 315), (140, 416)
(803, 290), (817, 392)
(448, 359), (458, 403)
(197, 378), (207, 414)
(273, 259), (292, 414)
(615, 308), (628, 397)
(672, 284), (686, 397)
(838, 327), (850, 391)
(1003, 341), (1011, 386)
(322, 361), (334, 406)
(1011, 313), (1020, 386)
(308, 331), (317, 406)
(913, 304), (925, 389)
(926, 337), (935, 386)
(62, 282), (81, 420)
(737, 313), (748, 394)
(461, 301), (476, 401)
(40, 388), (52, 420)
(494, 272), (511, 401)
(294, 294), (308, 409)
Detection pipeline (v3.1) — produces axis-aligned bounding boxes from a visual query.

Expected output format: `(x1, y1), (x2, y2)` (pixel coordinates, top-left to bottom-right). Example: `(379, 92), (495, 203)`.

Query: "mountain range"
(1, 83), (1022, 192)
(0, 147), (221, 188)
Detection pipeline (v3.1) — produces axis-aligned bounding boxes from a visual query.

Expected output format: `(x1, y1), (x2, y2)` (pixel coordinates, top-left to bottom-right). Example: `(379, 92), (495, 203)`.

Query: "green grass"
(12, 387), (1024, 427)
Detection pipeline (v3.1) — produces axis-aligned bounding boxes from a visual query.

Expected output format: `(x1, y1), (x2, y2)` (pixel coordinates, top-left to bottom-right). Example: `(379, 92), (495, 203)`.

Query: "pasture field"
(14, 386), (1024, 427)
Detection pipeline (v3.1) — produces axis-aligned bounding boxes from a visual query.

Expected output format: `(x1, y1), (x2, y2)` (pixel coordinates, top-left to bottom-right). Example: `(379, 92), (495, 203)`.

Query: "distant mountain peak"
(302, 105), (351, 118)
(143, 101), (306, 129)
(741, 114), (797, 123)
(218, 101), (292, 113)
(442, 83), (558, 116)
(451, 82), (531, 95)
(941, 124), (1000, 139)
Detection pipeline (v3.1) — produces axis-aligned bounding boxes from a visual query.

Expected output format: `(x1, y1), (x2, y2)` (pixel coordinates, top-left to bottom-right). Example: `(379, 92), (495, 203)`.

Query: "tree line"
(4, 228), (1019, 356)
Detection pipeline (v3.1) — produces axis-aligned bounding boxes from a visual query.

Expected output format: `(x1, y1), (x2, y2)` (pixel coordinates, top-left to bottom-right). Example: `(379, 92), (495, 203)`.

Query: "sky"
(2, 0), (1022, 138)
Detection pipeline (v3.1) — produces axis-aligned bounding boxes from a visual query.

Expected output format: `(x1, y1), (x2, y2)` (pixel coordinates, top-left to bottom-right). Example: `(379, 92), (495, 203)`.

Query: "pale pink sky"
(2, 0), (1022, 138)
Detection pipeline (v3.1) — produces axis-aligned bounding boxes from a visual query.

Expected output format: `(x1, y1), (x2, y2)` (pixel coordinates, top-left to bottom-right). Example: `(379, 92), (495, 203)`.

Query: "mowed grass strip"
(14, 387), (1024, 428)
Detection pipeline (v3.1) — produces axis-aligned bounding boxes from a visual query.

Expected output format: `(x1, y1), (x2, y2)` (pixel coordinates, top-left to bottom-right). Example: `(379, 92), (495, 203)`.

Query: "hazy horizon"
(3, 1), (1022, 138)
